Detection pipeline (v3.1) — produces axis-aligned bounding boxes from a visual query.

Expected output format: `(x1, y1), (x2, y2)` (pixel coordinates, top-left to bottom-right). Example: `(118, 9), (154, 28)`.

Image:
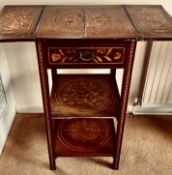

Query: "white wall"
(0, 0), (172, 113)
(3, 42), (43, 112)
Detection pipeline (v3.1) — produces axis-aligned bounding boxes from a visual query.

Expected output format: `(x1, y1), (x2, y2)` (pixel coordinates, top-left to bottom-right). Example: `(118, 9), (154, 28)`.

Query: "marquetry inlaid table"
(0, 5), (172, 171)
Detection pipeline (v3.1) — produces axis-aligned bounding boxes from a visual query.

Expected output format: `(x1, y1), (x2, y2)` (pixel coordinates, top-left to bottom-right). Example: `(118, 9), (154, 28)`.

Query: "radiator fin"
(142, 42), (172, 107)
(0, 76), (7, 118)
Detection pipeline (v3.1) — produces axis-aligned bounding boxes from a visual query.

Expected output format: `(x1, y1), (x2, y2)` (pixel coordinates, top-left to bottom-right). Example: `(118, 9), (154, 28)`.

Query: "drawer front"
(48, 47), (125, 65)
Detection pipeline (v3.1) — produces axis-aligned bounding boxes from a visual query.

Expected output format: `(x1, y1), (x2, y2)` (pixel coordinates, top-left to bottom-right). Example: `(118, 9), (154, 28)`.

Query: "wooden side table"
(0, 5), (172, 171)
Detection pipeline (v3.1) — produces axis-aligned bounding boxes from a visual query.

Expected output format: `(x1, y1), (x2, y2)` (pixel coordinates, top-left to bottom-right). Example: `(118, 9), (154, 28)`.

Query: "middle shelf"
(50, 74), (120, 118)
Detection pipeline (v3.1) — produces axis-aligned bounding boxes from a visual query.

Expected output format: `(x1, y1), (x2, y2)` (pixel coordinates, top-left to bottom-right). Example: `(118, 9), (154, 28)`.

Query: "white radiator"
(134, 41), (172, 114)
(0, 75), (7, 119)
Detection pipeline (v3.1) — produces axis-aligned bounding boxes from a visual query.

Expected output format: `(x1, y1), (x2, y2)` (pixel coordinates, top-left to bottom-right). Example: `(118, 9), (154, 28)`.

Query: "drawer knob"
(79, 51), (95, 61)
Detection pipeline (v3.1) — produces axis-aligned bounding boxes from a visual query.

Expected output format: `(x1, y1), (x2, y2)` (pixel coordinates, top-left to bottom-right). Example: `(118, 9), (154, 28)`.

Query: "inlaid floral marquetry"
(35, 5), (138, 39)
(84, 6), (138, 38)
(0, 5), (172, 40)
(1, 4), (172, 172)
(50, 75), (120, 118)
(57, 119), (111, 151)
(55, 78), (112, 112)
(54, 118), (116, 156)
(35, 6), (84, 38)
(0, 6), (42, 39)
(48, 47), (125, 65)
(125, 5), (172, 39)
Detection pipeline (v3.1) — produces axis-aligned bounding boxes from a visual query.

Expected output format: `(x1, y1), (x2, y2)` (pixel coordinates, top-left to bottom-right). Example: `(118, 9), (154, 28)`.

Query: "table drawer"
(48, 47), (125, 65)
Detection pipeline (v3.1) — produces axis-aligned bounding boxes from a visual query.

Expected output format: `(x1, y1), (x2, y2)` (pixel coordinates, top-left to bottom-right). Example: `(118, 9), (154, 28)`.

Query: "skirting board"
(15, 104), (172, 116)
(16, 105), (132, 114)
(16, 105), (43, 113)
(133, 105), (172, 115)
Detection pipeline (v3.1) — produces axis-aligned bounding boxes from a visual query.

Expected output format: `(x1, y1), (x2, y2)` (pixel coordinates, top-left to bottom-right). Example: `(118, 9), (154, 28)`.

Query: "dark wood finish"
(111, 69), (116, 77)
(40, 39), (131, 69)
(0, 6), (42, 40)
(113, 40), (136, 169)
(125, 5), (172, 40)
(53, 118), (115, 156)
(48, 47), (125, 65)
(35, 40), (56, 170)
(50, 74), (120, 118)
(51, 69), (57, 82)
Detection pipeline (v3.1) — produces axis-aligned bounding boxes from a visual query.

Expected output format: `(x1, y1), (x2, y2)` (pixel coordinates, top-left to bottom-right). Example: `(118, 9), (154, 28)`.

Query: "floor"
(0, 114), (172, 175)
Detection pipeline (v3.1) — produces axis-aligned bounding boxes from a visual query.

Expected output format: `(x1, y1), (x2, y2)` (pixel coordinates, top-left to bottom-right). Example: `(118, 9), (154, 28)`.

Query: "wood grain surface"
(0, 5), (172, 40)
(35, 6), (85, 39)
(50, 74), (120, 118)
(125, 5), (172, 40)
(54, 118), (116, 156)
(84, 6), (138, 39)
(36, 5), (138, 39)
(0, 6), (42, 40)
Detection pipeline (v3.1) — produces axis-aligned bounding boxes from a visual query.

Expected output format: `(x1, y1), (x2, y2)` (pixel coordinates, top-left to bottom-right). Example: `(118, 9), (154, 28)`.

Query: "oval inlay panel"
(55, 78), (113, 113)
(57, 119), (111, 151)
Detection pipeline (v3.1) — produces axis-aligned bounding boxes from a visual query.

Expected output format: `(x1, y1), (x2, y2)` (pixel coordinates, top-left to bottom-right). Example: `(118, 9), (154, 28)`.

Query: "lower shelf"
(53, 118), (116, 157)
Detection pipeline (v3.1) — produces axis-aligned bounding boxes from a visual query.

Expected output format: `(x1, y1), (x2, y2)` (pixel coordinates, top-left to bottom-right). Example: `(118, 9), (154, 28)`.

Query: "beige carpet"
(0, 114), (172, 175)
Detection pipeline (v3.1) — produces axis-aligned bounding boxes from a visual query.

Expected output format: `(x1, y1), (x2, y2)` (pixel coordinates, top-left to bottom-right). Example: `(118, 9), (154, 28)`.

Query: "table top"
(0, 5), (172, 41)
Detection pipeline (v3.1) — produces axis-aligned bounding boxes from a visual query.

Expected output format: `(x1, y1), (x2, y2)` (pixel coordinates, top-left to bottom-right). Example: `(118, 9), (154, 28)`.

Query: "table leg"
(113, 40), (136, 169)
(36, 40), (56, 170)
